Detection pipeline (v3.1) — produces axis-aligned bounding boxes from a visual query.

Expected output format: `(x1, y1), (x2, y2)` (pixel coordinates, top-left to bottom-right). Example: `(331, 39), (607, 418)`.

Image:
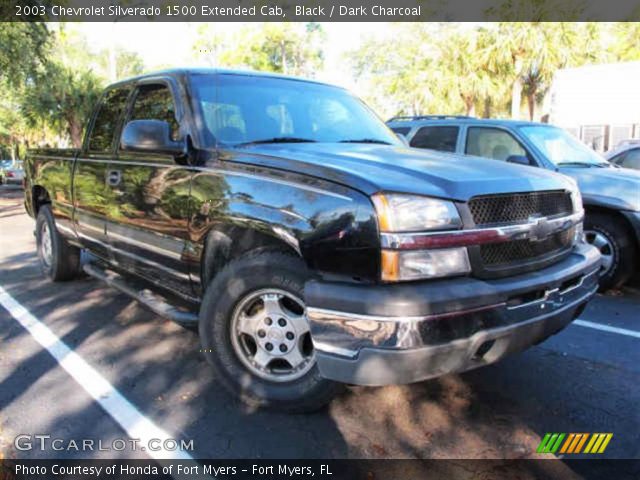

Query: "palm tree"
(484, 23), (577, 120)
(439, 30), (496, 116)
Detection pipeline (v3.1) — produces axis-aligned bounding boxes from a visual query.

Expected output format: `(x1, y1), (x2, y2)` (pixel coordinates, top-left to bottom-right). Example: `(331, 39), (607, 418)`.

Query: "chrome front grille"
(480, 226), (575, 267)
(469, 191), (573, 227)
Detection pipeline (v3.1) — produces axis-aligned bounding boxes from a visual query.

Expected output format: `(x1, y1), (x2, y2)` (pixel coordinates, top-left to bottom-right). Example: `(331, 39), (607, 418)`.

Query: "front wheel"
(584, 212), (637, 290)
(199, 250), (341, 412)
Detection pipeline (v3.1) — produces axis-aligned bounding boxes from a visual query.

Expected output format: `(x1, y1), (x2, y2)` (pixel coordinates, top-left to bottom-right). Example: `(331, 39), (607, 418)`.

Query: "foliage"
(194, 23), (325, 77)
(20, 62), (103, 147)
(2, 21), (640, 156)
(0, 24), (145, 154)
(348, 23), (640, 121)
(0, 23), (49, 87)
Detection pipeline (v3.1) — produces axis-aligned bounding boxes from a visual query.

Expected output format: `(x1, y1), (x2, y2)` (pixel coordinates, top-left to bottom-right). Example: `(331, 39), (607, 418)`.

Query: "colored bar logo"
(537, 433), (613, 454)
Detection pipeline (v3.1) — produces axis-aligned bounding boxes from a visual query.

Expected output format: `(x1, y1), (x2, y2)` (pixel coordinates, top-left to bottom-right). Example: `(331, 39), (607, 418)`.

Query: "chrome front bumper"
(305, 243), (601, 386)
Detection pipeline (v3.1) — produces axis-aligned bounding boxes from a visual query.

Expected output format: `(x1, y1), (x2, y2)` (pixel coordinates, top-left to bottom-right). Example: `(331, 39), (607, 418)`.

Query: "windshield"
(190, 73), (399, 147)
(520, 125), (609, 167)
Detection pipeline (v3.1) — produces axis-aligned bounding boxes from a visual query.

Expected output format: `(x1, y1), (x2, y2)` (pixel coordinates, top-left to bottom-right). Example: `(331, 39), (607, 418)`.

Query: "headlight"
(570, 188), (583, 213)
(382, 248), (471, 282)
(372, 193), (461, 232)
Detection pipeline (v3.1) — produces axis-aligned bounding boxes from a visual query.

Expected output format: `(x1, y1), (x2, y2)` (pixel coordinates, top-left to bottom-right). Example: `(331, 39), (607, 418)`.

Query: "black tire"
(199, 250), (342, 412)
(35, 204), (81, 281)
(584, 212), (637, 290)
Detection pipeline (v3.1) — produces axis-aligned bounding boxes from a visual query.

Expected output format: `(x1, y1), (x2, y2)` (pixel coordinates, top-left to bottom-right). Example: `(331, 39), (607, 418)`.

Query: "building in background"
(548, 62), (640, 152)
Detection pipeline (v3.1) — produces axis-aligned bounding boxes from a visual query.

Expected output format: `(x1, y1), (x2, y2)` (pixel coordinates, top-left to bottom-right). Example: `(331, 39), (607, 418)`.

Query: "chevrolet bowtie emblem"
(529, 216), (554, 242)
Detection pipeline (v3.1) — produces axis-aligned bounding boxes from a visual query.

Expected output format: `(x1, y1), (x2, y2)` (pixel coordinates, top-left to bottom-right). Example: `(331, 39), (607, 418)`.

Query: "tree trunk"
(466, 101), (476, 117)
(69, 121), (83, 148)
(511, 56), (523, 119)
(109, 22), (117, 81)
(511, 77), (522, 119)
(281, 42), (287, 74)
(527, 93), (536, 121)
(483, 97), (492, 118)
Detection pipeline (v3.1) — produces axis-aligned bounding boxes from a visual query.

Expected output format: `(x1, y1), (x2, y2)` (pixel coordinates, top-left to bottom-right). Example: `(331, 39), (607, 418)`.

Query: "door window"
(128, 84), (180, 141)
(87, 88), (130, 152)
(618, 148), (640, 169)
(410, 126), (459, 152)
(466, 127), (528, 161)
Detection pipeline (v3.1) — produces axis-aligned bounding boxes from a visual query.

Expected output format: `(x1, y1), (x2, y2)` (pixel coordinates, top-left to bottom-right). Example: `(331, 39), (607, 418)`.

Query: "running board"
(83, 263), (198, 326)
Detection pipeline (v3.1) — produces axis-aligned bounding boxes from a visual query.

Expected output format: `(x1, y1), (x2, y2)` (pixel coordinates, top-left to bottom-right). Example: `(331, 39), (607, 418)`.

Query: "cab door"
(105, 80), (195, 300)
(73, 86), (131, 261)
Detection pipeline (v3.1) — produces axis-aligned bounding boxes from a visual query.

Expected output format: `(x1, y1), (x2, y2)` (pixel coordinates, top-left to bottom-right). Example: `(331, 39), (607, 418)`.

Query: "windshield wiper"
(339, 138), (392, 145)
(557, 161), (608, 168)
(237, 137), (317, 146)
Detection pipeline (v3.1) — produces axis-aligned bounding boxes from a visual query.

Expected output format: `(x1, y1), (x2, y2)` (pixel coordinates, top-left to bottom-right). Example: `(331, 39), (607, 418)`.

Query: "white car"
(606, 139), (640, 171)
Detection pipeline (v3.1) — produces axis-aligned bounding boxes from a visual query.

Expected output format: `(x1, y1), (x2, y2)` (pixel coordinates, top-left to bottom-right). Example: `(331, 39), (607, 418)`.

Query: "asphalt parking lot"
(0, 185), (638, 472)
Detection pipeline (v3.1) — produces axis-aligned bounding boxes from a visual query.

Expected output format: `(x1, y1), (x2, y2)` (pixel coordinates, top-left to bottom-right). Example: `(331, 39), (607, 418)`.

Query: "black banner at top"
(2, 0), (640, 21)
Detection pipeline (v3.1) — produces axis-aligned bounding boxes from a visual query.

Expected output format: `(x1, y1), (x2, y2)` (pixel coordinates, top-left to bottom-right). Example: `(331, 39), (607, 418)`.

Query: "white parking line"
(0, 285), (193, 460)
(575, 319), (640, 339)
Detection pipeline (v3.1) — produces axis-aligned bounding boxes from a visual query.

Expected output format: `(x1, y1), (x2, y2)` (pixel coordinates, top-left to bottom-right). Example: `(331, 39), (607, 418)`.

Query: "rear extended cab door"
(73, 86), (131, 261)
(408, 124), (462, 153)
(106, 77), (196, 301)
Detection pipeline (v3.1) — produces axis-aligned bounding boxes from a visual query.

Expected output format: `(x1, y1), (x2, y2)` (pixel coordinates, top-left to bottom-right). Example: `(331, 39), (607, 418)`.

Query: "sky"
(74, 22), (389, 88)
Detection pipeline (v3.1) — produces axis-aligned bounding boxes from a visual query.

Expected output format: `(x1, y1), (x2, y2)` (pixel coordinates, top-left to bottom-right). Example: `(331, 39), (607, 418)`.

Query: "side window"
(390, 126), (411, 136)
(610, 151), (628, 165)
(87, 88), (130, 152)
(620, 149), (640, 169)
(410, 126), (459, 152)
(128, 84), (180, 141)
(466, 127), (527, 161)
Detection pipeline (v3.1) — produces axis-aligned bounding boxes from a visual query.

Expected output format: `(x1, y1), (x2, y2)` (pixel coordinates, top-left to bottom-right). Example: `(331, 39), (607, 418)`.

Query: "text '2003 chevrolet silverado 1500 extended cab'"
(25, 69), (601, 412)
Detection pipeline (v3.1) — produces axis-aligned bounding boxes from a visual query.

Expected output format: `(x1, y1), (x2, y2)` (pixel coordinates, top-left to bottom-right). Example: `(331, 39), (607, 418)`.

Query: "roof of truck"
(109, 68), (339, 89)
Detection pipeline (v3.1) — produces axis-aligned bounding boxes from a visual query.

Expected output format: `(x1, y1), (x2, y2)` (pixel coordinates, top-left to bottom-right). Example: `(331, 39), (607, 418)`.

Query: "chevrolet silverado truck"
(24, 69), (601, 412)
(388, 116), (640, 290)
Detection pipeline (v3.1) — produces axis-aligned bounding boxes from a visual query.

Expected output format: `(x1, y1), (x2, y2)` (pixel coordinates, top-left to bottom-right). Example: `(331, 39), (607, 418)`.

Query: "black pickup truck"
(24, 69), (601, 412)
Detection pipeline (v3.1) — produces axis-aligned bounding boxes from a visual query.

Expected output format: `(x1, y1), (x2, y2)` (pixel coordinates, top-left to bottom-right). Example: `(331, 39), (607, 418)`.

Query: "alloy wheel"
(584, 229), (614, 276)
(230, 288), (315, 383)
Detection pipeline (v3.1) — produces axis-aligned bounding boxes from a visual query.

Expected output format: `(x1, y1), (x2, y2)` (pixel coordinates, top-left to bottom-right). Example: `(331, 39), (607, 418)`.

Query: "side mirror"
(395, 132), (409, 146)
(506, 154), (531, 166)
(120, 120), (185, 156)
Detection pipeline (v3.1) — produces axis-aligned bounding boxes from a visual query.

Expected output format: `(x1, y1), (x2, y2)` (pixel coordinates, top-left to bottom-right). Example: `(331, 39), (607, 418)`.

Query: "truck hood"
(235, 143), (575, 201)
(559, 166), (640, 211)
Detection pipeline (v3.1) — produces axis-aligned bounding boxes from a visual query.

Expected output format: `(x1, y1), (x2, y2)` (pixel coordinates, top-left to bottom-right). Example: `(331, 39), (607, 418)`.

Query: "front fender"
(582, 193), (639, 212)
(188, 161), (380, 287)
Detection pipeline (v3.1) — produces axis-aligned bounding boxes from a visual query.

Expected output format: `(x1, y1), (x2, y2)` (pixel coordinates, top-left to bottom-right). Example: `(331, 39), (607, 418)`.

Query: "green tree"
(348, 24), (447, 118)
(12, 24), (145, 150)
(194, 23), (325, 76)
(610, 23), (640, 61)
(21, 62), (102, 147)
(0, 23), (49, 86)
(438, 30), (496, 116)
(483, 23), (589, 119)
(52, 25), (145, 81)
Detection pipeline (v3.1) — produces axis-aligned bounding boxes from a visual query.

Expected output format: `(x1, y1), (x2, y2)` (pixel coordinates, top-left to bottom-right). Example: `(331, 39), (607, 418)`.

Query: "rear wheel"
(199, 250), (341, 412)
(35, 204), (81, 281)
(584, 212), (636, 290)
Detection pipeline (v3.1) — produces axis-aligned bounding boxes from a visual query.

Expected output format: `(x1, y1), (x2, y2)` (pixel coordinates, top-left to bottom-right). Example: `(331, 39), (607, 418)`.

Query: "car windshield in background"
(190, 74), (399, 147)
(520, 125), (610, 167)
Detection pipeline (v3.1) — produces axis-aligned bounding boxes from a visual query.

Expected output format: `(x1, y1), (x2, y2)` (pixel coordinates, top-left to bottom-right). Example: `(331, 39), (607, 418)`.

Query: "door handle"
(106, 169), (122, 187)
